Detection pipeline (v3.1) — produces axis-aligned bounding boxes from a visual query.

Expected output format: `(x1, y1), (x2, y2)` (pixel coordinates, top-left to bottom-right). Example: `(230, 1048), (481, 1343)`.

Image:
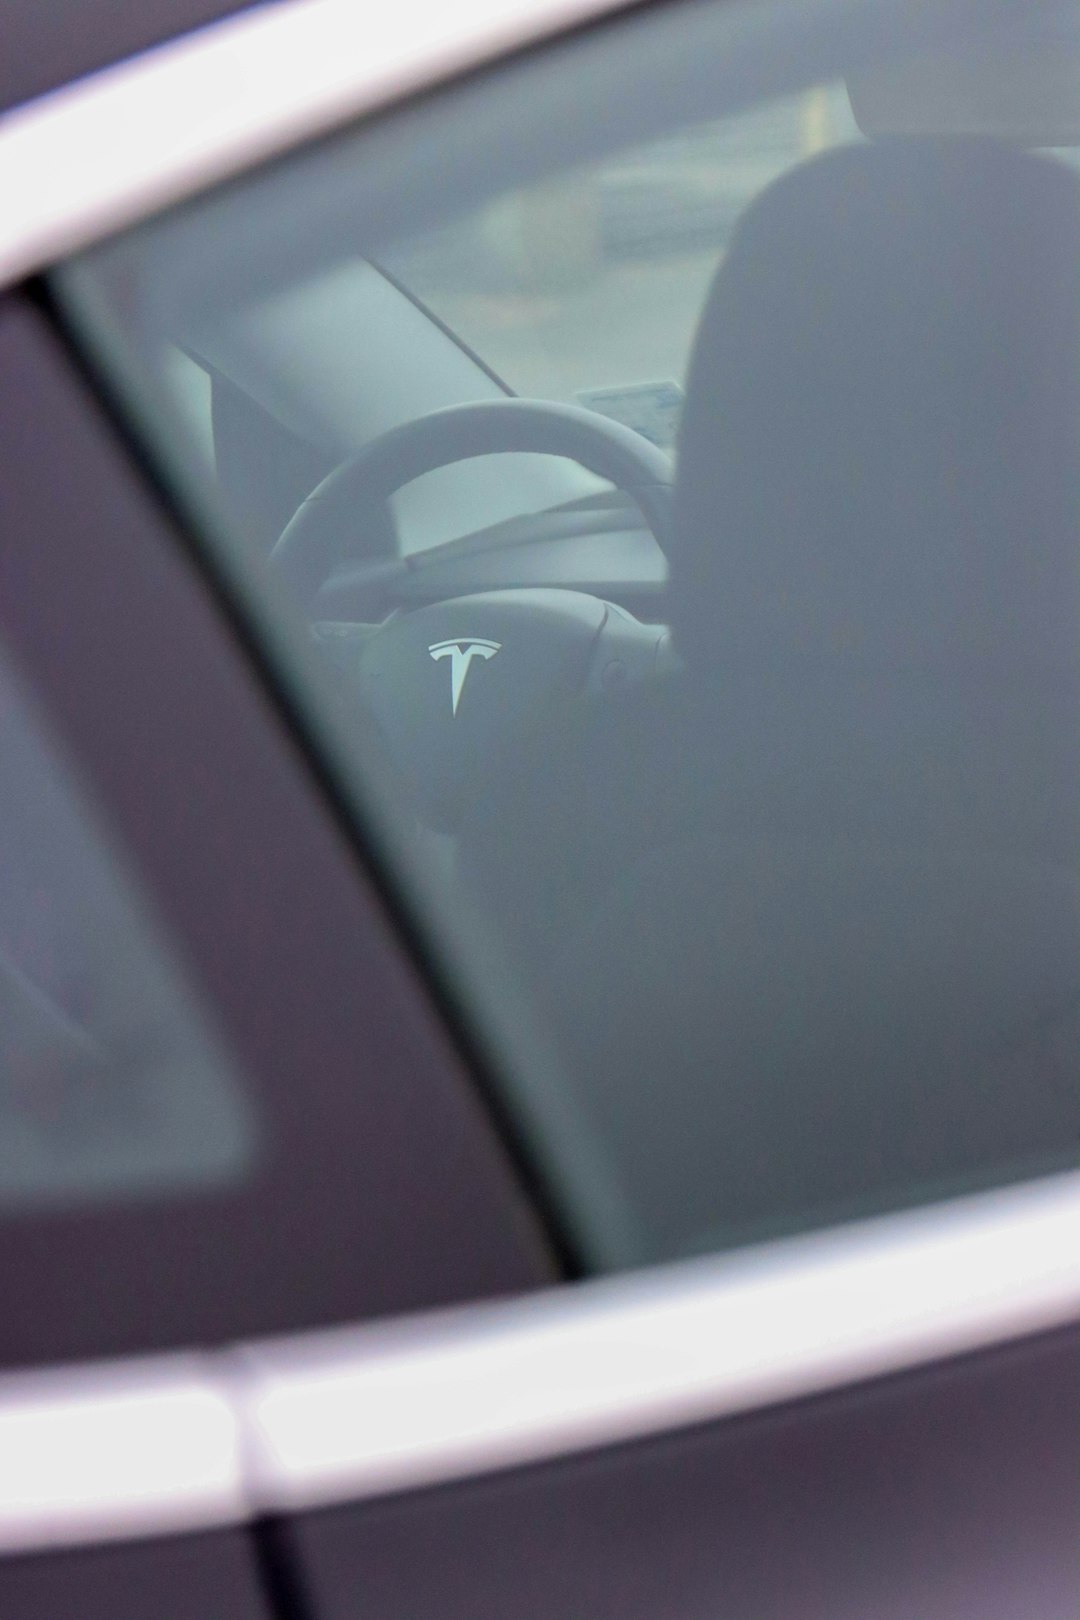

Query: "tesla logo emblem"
(428, 638), (501, 715)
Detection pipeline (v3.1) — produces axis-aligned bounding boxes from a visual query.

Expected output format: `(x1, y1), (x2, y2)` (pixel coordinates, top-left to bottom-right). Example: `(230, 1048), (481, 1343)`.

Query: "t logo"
(428, 639), (501, 715)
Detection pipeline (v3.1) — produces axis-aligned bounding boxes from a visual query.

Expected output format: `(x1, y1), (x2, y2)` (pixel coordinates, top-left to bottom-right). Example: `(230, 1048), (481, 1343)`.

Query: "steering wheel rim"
(272, 397), (674, 609)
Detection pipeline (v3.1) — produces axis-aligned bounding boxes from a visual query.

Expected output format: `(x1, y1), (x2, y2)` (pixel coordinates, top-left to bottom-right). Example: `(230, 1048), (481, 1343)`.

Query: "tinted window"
(57, 0), (1080, 1268)
(0, 302), (544, 1365)
(0, 649), (254, 1211)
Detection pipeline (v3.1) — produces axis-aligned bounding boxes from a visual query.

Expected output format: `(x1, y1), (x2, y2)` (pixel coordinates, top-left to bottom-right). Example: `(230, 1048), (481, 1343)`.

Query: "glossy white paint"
(0, 0), (633, 290)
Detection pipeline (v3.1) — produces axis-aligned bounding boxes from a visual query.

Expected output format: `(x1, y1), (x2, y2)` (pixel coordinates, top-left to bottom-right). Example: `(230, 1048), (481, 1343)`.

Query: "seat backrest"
(673, 140), (1080, 862)
(544, 838), (1079, 1259)
(533, 140), (1080, 1256)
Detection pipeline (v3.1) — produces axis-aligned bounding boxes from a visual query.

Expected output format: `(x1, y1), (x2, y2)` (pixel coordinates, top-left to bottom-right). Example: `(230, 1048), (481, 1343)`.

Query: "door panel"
(0, 1531), (269, 1620)
(282, 1329), (1079, 1620)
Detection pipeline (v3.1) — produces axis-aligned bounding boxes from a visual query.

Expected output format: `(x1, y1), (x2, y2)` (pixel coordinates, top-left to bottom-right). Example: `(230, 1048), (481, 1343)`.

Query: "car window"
(55, 0), (1080, 1270)
(0, 647), (254, 1211)
(381, 84), (860, 437)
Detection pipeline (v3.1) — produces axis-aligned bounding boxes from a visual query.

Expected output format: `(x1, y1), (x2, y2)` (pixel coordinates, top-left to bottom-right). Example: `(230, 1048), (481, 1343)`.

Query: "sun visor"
(848, 16), (1080, 145)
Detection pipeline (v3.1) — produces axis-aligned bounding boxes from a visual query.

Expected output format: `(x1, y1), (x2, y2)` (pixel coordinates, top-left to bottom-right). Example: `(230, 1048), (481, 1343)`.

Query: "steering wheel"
(273, 396), (672, 603)
(273, 397), (675, 828)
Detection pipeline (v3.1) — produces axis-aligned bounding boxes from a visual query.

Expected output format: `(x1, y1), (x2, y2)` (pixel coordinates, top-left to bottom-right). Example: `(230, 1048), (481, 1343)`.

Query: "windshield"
(382, 87), (861, 446)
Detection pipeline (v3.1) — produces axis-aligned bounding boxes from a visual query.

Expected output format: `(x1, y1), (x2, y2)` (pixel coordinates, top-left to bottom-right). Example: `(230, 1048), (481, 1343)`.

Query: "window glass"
(382, 85), (860, 433)
(0, 652), (254, 1210)
(56, 0), (1080, 1268)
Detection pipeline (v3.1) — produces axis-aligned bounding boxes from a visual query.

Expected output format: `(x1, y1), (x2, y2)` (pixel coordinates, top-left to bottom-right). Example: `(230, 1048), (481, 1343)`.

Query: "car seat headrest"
(673, 140), (1080, 680)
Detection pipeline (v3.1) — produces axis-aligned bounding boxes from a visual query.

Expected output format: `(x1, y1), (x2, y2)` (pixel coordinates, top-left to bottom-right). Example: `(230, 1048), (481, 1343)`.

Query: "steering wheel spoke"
(274, 398), (673, 828)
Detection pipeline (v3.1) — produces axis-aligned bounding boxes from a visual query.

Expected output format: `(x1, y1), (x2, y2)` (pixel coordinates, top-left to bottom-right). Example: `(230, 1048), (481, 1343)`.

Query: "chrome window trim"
(235, 1171), (1080, 1508)
(0, 1354), (245, 1553)
(0, 0), (634, 293)
(0, 1173), (1076, 1552)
